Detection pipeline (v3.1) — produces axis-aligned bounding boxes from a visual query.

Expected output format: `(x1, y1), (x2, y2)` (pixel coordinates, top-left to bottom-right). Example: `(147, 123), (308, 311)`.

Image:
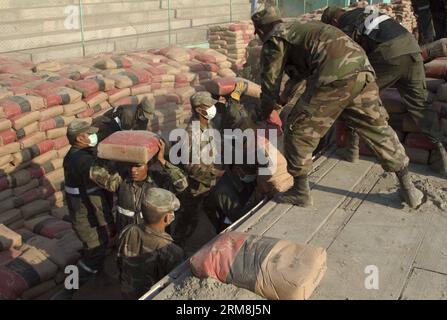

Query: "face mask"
(88, 133), (98, 147)
(203, 105), (217, 120)
(240, 175), (257, 184)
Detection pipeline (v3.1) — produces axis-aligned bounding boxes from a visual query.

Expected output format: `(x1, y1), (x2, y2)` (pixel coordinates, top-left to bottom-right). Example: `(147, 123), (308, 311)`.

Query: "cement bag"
(39, 105), (64, 121)
(21, 279), (57, 300)
(0, 129), (16, 146)
(67, 78), (115, 98)
(8, 169), (32, 188)
(24, 216), (72, 239)
(0, 142), (20, 158)
(19, 131), (46, 149)
(10, 111), (39, 131)
(108, 88), (131, 104)
(20, 199), (51, 220)
(425, 58), (447, 79)
(190, 232), (327, 300)
(436, 83), (447, 102)
(15, 122), (38, 140)
(97, 131), (160, 163)
(426, 78), (445, 93)
(256, 139), (293, 195)
(51, 207), (70, 222)
(36, 87), (82, 107)
(109, 69), (151, 89)
(0, 154), (12, 167)
(0, 119), (11, 132)
(421, 39), (447, 61)
(25, 234), (81, 269)
(205, 77), (260, 98)
(0, 224), (22, 251)
(0, 249), (21, 266)
(405, 147), (430, 165)
(0, 94), (46, 119)
(0, 209), (22, 227)
(41, 168), (64, 192)
(0, 247), (58, 299)
(93, 56), (132, 70)
(130, 84), (151, 96)
(0, 188), (12, 201)
(405, 133), (436, 150)
(39, 115), (74, 131)
(84, 92), (108, 108)
(13, 179), (39, 196)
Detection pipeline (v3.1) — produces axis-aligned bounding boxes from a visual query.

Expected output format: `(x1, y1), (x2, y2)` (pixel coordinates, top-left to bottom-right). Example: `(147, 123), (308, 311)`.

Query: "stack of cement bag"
(0, 44), (240, 299)
(208, 22), (255, 73)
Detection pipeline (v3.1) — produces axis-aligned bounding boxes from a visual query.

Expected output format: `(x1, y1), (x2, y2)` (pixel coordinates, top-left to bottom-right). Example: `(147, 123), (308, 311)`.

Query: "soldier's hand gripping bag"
(97, 130), (160, 164)
(205, 77), (261, 98)
(190, 232), (327, 300)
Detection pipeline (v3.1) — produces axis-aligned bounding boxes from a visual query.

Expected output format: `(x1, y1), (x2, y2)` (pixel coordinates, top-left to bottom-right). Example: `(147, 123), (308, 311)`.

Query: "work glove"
(230, 80), (248, 102)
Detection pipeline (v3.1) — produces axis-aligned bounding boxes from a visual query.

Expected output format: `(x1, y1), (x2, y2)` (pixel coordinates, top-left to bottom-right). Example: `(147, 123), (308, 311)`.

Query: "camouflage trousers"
(284, 71), (409, 177)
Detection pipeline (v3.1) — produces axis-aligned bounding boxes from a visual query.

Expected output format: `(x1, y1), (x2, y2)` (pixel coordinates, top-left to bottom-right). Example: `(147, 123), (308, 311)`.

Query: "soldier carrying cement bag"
(190, 232), (327, 300)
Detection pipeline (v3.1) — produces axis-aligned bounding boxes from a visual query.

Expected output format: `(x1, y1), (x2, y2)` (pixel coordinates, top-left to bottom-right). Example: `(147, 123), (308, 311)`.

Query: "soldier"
(90, 138), (188, 235)
(204, 163), (260, 232)
(411, 0), (436, 44)
(63, 120), (114, 286)
(117, 187), (185, 300)
(252, 7), (424, 208)
(173, 92), (224, 255)
(321, 6), (447, 175)
(93, 97), (155, 142)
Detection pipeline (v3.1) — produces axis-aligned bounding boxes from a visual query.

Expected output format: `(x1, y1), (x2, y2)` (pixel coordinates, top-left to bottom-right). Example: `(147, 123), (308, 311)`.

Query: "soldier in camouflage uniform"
(172, 92), (224, 255)
(117, 188), (185, 300)
(252, 7), (424, 208)
(90, 138), (188, 235)
(63, 120), (114, 286)
(322, 6), (447, 175)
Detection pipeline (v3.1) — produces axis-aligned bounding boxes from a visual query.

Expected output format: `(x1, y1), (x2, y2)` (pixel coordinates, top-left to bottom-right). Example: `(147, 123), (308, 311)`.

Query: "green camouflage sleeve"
(260, 37), (287, 117)
(89, 159), (123, 193)
(161, 161), (188, 193)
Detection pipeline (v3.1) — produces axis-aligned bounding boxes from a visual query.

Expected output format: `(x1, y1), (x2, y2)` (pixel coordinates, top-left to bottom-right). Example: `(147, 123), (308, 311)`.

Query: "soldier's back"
(118, 225), (185, 299)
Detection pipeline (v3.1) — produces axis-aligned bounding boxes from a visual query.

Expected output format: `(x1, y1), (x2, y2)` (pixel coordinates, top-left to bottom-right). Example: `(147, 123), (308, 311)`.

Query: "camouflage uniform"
(117, 188), (185, 300)
(323, 7), (443, 145)
(63, 121), (113, 281)
(258, 19), (409, 177)
(90, 159), (188, 234)
(173, 93), (221, 254)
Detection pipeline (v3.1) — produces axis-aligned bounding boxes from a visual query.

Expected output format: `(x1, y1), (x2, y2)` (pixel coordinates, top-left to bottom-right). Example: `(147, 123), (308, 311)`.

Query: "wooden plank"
(401, 268), (447, 300)
(262, 158), (375, 244)
(413, 214), (447, 275)
(309, 164), (384, 249)
(312, 174), (432, 300)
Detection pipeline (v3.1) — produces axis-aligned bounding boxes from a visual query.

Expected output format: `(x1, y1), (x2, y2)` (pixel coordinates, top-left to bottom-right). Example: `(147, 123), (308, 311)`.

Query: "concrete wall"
(0, 0), (251, 62)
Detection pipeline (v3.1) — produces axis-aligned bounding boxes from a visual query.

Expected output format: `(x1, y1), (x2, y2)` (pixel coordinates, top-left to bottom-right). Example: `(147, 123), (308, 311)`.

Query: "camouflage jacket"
(260, 21), (374, 114)
(117, 225), (185, 300)
(90, 159), (188, 195)
(180, 116), (222, 197)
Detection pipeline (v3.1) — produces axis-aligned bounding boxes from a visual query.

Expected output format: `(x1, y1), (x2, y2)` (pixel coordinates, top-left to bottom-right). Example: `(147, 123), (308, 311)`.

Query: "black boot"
(275, 176), (313, 207)
(395, 167), (424, 209)
(429, 142), (447, 176)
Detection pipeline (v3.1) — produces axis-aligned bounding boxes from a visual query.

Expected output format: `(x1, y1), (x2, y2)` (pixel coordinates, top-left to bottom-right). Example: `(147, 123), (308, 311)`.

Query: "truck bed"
(142, 147), (447, 300)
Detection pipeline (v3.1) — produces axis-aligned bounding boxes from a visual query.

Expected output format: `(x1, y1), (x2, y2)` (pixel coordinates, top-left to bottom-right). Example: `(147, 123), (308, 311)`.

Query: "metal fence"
(0, 0), (390, 59)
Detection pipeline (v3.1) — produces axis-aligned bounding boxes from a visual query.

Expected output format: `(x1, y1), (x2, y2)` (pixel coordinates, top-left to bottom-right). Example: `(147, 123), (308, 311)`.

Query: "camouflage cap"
(143, 187), (180, 215)
(321, 6), (344, 24)
(190, 91), (218, 108)
(251, 6), (282, 27)
(140, 96), (155, 119)
(67, 119), (98, 142)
